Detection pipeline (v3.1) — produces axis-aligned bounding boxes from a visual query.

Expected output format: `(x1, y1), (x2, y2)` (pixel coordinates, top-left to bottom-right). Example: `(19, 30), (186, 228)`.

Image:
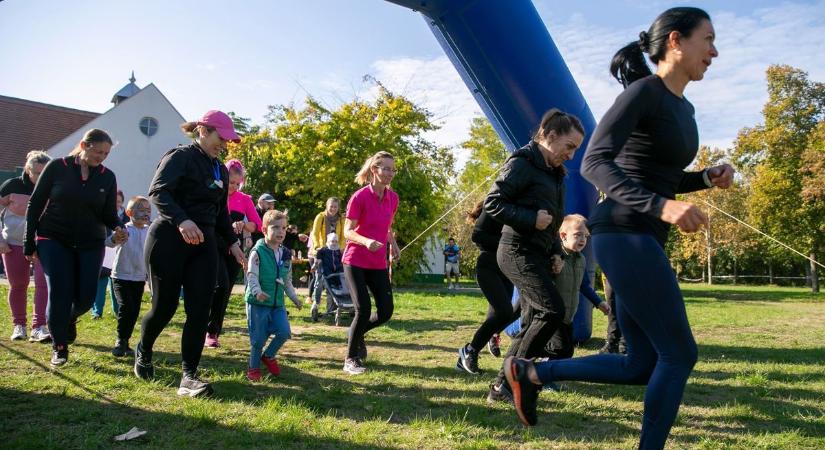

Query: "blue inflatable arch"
(386, 0), (600, 341)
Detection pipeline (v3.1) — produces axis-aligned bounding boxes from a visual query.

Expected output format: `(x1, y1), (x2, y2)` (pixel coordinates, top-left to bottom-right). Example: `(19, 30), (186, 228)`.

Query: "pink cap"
(197, 110), (241, 143)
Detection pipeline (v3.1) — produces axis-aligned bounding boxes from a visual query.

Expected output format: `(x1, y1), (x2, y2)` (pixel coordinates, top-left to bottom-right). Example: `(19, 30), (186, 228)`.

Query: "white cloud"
(544, 1), (825, 151)
(352, 0), (824, 165)
(367, 57), (482, 167)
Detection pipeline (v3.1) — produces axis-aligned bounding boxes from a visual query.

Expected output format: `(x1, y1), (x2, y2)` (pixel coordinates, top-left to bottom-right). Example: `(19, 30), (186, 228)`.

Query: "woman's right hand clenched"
(660, 200), (708, 233)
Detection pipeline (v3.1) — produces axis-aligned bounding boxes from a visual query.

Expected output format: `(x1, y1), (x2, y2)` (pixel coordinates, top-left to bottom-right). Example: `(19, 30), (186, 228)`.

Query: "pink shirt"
(342, 184), (399, 270)
(227, 191), (262, 232)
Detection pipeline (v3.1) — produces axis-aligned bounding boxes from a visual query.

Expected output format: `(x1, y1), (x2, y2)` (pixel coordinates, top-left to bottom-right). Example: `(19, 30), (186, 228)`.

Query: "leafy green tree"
(228, 87), (454, 284)
(226, 111), (260, 136)
(443, 118), (509, 275)
(734, 65), (825, 292)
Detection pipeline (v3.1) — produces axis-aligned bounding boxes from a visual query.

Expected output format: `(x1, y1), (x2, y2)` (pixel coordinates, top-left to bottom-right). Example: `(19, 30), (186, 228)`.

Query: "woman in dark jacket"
(24, 129), (126, 366)
(483, 109), (585, 401)
(134, 110), (245, 398)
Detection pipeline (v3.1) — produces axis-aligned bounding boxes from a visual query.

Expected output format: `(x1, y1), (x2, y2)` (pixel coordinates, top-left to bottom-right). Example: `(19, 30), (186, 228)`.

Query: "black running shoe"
(177, 374), (214, 397)
(504, 356), (539, 426)
(488, 334), (502, 357)
(66, 319), (77, 344)
(50, 345), (69, 367)
(133, 343), (154, 380)
(112, 340), (134, 357)
(456, 344), (481, 375)
(486, 381), (514, 404)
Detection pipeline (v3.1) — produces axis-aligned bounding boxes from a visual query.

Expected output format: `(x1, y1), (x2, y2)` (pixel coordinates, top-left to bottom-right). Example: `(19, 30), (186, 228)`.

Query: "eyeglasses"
(376, 166), (397, 174)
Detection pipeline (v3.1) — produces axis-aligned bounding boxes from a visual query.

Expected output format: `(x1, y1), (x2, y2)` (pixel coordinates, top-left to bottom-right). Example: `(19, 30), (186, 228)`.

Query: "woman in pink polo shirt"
(342, 151), (400, 375)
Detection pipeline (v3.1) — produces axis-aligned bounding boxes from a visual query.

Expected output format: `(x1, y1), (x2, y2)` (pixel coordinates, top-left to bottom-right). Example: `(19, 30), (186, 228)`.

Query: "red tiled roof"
(0, 95), (100, 172)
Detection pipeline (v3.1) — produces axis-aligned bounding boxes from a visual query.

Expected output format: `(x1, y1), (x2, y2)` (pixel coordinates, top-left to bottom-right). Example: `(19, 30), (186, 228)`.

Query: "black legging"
(138, 220), (218, 376)
(206, 252), (241, 336)
(469, 249), (517, 351)
(494, 242), (566, 385)
(344, 264), (393, 359)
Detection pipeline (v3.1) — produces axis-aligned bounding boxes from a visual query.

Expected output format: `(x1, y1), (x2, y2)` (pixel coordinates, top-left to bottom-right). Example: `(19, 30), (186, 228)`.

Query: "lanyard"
(212, 160), (221, 181)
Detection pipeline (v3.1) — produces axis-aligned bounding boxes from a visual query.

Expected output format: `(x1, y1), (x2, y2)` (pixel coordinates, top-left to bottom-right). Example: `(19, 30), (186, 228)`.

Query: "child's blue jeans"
(246, 303), (291, 369)
(92, 276), (119, 317)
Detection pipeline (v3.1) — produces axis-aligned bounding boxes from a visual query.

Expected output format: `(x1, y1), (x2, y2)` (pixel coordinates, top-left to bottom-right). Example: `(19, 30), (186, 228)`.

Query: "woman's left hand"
(232, 221), (245, 234)
(113, 227), (129, 245)
(707, 164), (734, 189)
(230, 243), (246, 270)
(390, 244), (401, 262)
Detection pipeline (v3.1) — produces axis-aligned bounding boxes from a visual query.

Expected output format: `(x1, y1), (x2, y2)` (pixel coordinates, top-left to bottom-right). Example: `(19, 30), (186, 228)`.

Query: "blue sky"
(2, 0), (824, 166)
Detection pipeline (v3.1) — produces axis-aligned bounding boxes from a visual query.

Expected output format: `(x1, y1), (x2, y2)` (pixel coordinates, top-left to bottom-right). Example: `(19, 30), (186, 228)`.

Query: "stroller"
(312, 268), (355, 326)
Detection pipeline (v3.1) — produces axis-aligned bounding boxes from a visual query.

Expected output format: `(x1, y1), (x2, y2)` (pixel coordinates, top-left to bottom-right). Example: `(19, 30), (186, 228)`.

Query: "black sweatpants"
(469, 249), (517, 351)
(138, 220), (218, 376)
(112, 278), (146, 342)
(540, 321), (574, 360)
(495, 242), (565, 385)
(344, 264), (393, 359)
(207, 252), (241, 336)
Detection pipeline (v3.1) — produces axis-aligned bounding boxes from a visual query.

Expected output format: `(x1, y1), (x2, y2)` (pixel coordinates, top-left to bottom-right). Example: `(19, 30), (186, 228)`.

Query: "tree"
(443, 117), (509, 275)
(734, 65), (825, 292)
(226, 111), (260, 136)
(228, 86), (454, 284)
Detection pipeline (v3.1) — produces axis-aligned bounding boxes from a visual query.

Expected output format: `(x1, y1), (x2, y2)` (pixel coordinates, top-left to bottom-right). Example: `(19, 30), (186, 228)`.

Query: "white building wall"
(48, 84), (189, 203)
(419, 233), (445, 275)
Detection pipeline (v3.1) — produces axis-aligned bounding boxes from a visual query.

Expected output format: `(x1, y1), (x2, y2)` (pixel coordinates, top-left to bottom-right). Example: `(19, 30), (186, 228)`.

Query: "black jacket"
(24, 156), (121, 255)
(148, 143), (235, 246)
(484, 141), (564, 256)
(471, 209), (504, 253)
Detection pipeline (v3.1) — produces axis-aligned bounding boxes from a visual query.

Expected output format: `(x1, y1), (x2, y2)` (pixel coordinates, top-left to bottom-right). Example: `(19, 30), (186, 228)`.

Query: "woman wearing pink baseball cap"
(134, 110), (245, 397)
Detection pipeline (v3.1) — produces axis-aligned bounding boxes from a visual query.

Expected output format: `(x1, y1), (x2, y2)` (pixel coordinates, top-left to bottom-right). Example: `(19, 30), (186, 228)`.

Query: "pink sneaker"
(261, 355), (281, 376)
(204, 333), (219, 348)
(247, 368), (262, 382)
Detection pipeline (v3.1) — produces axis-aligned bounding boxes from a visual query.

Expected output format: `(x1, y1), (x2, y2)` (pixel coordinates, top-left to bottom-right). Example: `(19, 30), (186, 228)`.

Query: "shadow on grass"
(0, 387), (390, 449)
(683, 288), (822, 303)
(383, 318), (478, 333)
(296, 332), (458, 354)
(699, 343), (825, 364)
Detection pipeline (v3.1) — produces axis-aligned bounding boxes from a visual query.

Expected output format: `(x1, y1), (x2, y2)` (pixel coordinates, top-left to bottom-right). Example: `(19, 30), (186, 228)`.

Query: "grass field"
(1, 284), (824, 449)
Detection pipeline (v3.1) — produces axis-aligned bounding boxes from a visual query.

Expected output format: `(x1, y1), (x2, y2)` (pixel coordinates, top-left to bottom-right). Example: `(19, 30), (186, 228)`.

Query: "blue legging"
(534, 233), (697, 450)
(37, 239), (105, 347)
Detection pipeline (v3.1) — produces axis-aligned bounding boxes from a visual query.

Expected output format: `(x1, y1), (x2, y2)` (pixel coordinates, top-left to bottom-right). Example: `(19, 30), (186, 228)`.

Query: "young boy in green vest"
(245, 209), (303, 382)
(541, 215), (610, 364)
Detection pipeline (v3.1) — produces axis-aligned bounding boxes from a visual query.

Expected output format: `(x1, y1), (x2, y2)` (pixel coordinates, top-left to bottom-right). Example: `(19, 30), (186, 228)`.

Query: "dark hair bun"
(638, 31), (650, 52)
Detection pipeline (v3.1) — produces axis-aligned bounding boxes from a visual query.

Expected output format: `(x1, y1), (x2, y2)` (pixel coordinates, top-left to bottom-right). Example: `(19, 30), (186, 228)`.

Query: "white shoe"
(10, 324), (26, 341)
(448, 283), (454, 290)
(29, 325), (52, 343)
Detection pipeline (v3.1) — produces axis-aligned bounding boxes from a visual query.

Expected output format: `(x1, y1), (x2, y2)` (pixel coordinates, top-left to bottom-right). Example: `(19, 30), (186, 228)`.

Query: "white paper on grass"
(114, 427), (147, 441)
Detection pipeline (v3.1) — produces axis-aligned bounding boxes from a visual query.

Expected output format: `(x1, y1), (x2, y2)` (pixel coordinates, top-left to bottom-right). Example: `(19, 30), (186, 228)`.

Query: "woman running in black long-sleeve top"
(504, 8), (734, 449)
(455, 203), (517, 375)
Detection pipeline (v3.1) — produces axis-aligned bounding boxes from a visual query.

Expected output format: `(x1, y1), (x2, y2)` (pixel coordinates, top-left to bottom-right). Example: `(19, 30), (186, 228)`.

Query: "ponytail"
(610, 7), (711, 88)
(354, 151), (394, 185)
(533, 108), (585, 143)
